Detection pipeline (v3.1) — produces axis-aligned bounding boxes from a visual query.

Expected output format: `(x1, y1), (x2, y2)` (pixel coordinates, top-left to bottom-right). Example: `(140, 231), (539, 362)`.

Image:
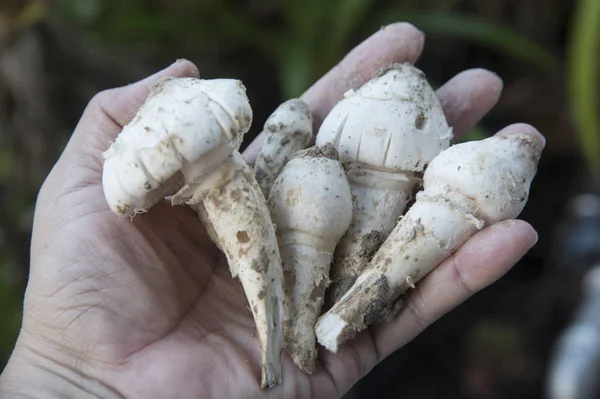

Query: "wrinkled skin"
(0, 22), (544, 399)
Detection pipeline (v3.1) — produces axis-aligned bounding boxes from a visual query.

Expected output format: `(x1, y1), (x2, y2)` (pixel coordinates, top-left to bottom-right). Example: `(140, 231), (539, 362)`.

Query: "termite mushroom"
(316, 62), (453, 307)
(315, 131), (543, 352)
(254, 99), (313, 197)
(268, 144), (352, 373)
(101, 77), (285, 388)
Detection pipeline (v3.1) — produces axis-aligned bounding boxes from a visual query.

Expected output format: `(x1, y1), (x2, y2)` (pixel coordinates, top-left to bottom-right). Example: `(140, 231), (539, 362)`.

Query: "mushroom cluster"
(100, 63), (541, 389)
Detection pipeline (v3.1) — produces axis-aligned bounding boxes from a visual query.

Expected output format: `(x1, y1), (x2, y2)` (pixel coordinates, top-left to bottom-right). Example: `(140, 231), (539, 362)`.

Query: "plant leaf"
(568, 0), (600, 169)
(324, 0), (375, 68)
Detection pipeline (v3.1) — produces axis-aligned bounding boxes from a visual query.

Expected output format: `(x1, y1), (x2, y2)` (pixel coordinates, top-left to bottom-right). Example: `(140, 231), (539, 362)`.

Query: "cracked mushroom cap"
(102, 77), (252, 217)
(316, 63), (452, 172)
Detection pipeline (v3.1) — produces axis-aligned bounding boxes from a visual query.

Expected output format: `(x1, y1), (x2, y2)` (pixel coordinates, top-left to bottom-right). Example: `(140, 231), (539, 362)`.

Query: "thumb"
(38, 60), (199, 205)
(64, 59), (200, 170)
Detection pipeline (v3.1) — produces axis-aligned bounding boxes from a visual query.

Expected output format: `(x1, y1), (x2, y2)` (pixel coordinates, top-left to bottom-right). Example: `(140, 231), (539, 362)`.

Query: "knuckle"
(88, 89), (114, 108)
(349, 344), (368, 379)
(404, 294), (432, 332)
(448, 255), (475, 295)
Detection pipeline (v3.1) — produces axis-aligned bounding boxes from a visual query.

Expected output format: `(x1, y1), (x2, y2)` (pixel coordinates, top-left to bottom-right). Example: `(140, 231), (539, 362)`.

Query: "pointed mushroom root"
(174, 151), (285, 388)
(316, 62), (453, 307)
(195, 202), (223, 252)
(278, 245), (331, 374)
(316, 132), (543, 352)
(102, 76), (252, 218)
(254, 99), (313, 196)
(268, 144), (352, 373)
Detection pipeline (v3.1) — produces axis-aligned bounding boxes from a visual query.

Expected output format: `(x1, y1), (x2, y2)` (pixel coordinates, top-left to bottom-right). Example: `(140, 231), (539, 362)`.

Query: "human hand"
(0, 22), (544, 399)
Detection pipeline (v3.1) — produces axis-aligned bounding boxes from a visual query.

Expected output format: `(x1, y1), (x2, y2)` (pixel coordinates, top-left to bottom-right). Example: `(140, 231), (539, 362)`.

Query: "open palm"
(4, 23), (542, 399)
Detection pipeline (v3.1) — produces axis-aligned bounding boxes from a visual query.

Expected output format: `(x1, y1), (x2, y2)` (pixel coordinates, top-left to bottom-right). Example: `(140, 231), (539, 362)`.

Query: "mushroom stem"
(195, 202), (223, 252)
(279, 244), (331, 373)
(326, 166), (416, 307)
(174, 150), (285, 388)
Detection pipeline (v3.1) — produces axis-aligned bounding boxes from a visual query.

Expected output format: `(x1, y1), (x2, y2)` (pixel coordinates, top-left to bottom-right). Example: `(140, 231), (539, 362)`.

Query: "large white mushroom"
(316, 132), (543, 352)
(102, 77), (284, 388)
(316, 63), (453, 306)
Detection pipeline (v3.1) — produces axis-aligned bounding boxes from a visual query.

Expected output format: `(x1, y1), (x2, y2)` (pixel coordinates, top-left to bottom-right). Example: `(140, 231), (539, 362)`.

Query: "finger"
(436, 68), (503, 140)
(242, 22), (425, 164)
(89, 58), (200, 130)
(44, 59), (199, 198)
(301, 22), (424, 129)
(371, 123), (545, 360)
(66, 59), (199, 155)
(373, 219), (538, 359)
(496, 122), (546, 147)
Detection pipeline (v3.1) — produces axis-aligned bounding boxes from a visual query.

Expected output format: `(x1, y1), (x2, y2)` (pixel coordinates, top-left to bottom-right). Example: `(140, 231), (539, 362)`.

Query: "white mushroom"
(102, 77), (284, 388)
(315, 63), (453, 306)
(268, 144), (352, 373)
(315, 132), (543, 352)
(254, 99), (313, 196)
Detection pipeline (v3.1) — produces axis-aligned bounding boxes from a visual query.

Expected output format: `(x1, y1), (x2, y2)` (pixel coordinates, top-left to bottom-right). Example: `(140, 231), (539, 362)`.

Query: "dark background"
(0, 1), (598, 398)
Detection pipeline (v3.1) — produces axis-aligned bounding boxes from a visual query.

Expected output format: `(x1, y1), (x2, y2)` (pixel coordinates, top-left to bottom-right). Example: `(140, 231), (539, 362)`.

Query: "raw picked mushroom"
(315, 62), (453, 307)
(268, 144), (352, 373)
(102, 76), (285, 388)
(315, 132), (543, 352)
(254, 98), (313, 197)
(99, 65), (542, 386)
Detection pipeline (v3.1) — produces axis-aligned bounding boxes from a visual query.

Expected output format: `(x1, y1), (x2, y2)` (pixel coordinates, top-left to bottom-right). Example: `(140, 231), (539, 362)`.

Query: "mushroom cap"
(422, 132), (543, 224)
(268, 146), (352, 251)
(316, 63), (452, 172)
(102, 77), (252, 217)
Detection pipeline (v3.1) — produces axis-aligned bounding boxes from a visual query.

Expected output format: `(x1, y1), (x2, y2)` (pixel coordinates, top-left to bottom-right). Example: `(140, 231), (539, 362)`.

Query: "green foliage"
(568, 0), (600, 169)
(390, 12), (559, 76)
(271, 3), (561, 97)
(461, 125), (490, 143)
(277, 0), (376, 97)
(52, 0), (558, 99)
(55, 0), (199, 45)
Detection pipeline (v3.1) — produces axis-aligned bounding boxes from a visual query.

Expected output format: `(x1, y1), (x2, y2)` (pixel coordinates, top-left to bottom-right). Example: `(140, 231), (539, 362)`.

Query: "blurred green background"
(0, 0), (599, 397)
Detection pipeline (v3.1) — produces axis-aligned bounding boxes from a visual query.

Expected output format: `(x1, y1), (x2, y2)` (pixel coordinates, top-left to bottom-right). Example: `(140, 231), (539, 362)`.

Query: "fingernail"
(169, 59), (200, 78)
(530, 229), (539, 247)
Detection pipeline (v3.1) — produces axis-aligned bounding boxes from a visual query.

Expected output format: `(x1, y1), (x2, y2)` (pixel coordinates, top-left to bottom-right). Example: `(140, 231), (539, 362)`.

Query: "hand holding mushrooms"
(102, 62), (542, 385)
(0, 23), (544, 399)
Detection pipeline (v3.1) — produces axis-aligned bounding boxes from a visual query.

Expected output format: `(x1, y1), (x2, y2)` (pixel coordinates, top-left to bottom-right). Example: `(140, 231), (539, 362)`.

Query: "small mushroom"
(268, 144), (352, 373)
(254, 99), (313, 197)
